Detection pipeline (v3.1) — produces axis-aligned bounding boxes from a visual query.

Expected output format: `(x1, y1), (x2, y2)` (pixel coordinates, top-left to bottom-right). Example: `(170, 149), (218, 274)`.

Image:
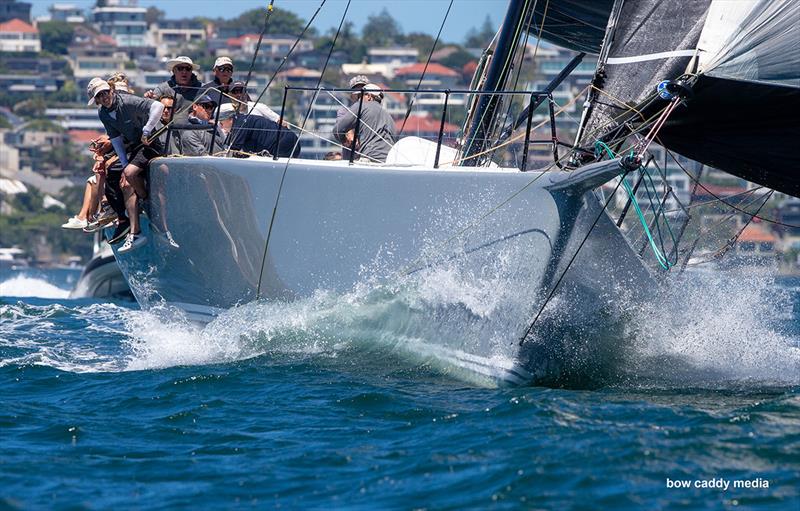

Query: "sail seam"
(607, 49), (701, 64)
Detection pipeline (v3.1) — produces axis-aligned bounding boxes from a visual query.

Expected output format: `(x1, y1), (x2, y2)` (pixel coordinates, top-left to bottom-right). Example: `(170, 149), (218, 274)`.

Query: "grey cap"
(348, 75), (369, 89)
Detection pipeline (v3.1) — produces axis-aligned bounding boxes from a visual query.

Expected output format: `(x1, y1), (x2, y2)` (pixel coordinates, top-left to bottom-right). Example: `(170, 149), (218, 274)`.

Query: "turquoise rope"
(594, 141), (673, 270)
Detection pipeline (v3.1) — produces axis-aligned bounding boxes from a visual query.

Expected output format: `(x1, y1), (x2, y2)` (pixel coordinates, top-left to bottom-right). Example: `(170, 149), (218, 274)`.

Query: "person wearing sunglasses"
(202, 56), (235, 106)
(178, 95), (226, 156)
(147, 55), (203, 124)
(86, 76), (165, 254)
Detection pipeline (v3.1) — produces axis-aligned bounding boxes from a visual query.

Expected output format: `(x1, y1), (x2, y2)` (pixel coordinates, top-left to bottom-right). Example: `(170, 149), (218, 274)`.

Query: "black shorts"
(128, 142), (163, 170)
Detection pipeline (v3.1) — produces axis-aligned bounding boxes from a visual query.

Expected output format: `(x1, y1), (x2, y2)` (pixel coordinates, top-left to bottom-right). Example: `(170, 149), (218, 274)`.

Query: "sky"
(28, 0), (502, 45)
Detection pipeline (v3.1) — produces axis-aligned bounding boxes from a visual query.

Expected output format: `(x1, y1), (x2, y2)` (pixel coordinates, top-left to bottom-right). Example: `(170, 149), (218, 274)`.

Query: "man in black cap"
(179, 94), (225, 156)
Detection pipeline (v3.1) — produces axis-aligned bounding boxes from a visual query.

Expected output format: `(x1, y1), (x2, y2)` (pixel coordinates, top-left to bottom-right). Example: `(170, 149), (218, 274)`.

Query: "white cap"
(166, 55), (200, 73)
(216, 103), (237, 121)
(86, 77), (111, 106)
(213, 56), (233, 69)
(362, 83), (384, 101)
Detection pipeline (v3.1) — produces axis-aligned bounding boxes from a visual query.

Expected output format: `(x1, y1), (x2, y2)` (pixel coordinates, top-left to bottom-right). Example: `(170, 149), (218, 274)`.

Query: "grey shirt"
(98, 92), (157, 147)
(152, 75), (203, 124)
(179, 118), (225, 156)
(333, 100), (396, 163)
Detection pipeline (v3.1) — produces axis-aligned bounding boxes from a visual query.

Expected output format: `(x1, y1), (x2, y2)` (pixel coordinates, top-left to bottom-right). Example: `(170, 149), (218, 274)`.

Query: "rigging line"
(243, 0), (276, 92)
(660, 143), (800, 228)
(230, 0), (327, 148)
(518, 167), (631, 346)
(462, 0), (535, 163)
(256, 1), (356, 299)
(663, 187), (764, 213)
(286, 0), (352, 160)
(689, 190), (775, 266)
(323, 88), (408, 162)
(490, 0), (537, 163)
(398, 0), (454, 134)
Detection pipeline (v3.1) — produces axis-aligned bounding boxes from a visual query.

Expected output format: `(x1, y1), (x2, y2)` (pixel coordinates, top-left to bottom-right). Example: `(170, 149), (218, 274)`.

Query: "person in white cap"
(147, 55), (203, 124)
(87, 76), (165, 254)
(202, 56), (235, 106)
(333, 83), (396, 163)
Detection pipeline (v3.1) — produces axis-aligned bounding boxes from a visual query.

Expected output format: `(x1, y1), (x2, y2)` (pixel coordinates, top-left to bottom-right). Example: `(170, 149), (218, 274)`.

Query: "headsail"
(570, 0), (800, 196)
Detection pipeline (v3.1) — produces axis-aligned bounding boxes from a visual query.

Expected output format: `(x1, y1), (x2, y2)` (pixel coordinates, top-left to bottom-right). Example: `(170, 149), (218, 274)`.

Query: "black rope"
(229, 0), (326, 146)
(256, 0), (348, 298)
(398, 0), (454, 134)
(663, 145), (799, 228)
(519, 164), (630, 346)
(243, 0), (276, 92)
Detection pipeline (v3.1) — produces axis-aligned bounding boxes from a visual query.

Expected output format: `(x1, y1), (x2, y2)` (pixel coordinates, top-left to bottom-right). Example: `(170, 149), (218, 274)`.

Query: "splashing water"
(2, 263), (799, 389)
(0, 275), (70, 299)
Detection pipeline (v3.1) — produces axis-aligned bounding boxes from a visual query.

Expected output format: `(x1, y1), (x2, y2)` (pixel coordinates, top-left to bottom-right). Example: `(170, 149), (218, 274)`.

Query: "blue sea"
(1, 268), (798, 509)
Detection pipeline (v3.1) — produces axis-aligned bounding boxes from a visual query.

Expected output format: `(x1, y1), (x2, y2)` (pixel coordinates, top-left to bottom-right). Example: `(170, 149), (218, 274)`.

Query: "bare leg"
(93, 173), (106, 214)
(121, 164), (145, 234)
(77, 181), (93, 220)
(123, 163), (147, 200)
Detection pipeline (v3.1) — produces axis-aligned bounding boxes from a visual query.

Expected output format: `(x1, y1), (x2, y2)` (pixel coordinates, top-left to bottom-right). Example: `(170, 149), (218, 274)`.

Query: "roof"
(738, 224), (776, 243)
(278, 67), (321, 78)
(68, 129), (104, 145)
(396, 114), (458, 134)
(0, 19), (38, 34)
(395, 63), (459, 77)
(226, 33), (262, 47)
(693, 184), (750, 198)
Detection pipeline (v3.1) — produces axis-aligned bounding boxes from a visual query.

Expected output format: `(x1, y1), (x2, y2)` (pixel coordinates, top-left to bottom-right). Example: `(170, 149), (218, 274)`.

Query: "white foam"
(0, 275), (70, 299)
(625, 269), (800, 386)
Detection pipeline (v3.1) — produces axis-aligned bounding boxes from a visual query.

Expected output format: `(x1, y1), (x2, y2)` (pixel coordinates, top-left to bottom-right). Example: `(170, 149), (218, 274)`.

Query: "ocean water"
(0, 268), (798, 509)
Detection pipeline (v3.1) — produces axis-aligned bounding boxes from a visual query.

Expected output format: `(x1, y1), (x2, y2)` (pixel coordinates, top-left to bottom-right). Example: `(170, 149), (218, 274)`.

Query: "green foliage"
(0, 187), (92, 259)
(24, 119), (64, 132)
(464, 15), (495, 48)
(14, 97), (47, 118)
(405, 33), (436, 60)
(146, 6), (165, 26)
(38, 21), (75, 55)
(47, 80), (79, 103)
(362, 9), (403, 47)
(317, 22), (365, 63)
(220, 8), (315, 37)
(438, 47), (475, 69)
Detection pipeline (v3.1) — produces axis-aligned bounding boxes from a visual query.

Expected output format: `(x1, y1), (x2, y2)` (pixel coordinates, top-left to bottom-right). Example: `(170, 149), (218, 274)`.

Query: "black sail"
(524, 0), (800, 197)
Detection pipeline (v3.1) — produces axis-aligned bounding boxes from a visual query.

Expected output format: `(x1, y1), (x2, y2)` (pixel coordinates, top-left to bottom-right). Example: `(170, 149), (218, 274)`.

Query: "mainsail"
(527, 0), (800, 197)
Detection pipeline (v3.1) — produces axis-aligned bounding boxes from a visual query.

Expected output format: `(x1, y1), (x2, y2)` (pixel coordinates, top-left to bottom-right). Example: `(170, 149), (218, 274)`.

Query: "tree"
(464, 15), (495, 48)
(145, 6), (165, 26)
(38, 21), (74, 55)
(361, 8), (403, 48)
(316, 22), (365, 63)
(221, 8), (314, 37)
(439, 47), (475, 69)
(405, 33), (436, 61)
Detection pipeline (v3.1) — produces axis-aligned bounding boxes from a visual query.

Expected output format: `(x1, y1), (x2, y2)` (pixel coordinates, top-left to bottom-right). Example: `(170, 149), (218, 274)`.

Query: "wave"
(1, 267), (798, 390)
(0, 275), (71, 299)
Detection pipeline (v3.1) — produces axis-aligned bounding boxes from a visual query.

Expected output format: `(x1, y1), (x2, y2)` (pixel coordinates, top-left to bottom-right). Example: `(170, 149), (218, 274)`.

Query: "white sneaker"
(61, 216), (88, 229)
(164, 230), (180, 249)
(118, 232), (147, 254)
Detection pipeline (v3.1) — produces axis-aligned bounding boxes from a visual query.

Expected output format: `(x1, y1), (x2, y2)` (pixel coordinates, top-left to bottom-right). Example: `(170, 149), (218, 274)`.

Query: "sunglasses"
(217, 66), (233, 72)
(198, 103), (215, 110)
(231, 88), (244, 94)
(174, 65), (193, 72)
(162, 105), (173, 110)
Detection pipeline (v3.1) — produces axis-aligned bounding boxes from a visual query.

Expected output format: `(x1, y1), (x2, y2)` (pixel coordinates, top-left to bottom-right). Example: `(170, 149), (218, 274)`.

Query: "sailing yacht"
(108, 0), (799, 384)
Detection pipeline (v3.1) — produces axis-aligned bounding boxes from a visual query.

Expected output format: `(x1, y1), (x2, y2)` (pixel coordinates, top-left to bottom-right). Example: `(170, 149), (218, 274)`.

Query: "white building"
(149, 19), (205, 58)
(92, 0), (147, 48)
(48, 4), (85, 23)
(0, 18), (39, 52)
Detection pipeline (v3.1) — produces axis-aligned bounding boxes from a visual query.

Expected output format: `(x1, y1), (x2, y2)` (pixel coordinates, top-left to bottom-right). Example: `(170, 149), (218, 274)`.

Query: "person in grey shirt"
(333, 84), (396, 163)
(147, 56), (203, 124)
(178, 95), (225, 156)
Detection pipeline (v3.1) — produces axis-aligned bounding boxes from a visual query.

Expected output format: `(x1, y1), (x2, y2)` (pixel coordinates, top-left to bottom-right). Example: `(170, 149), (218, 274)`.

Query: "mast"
(461, 0), (528, 166)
